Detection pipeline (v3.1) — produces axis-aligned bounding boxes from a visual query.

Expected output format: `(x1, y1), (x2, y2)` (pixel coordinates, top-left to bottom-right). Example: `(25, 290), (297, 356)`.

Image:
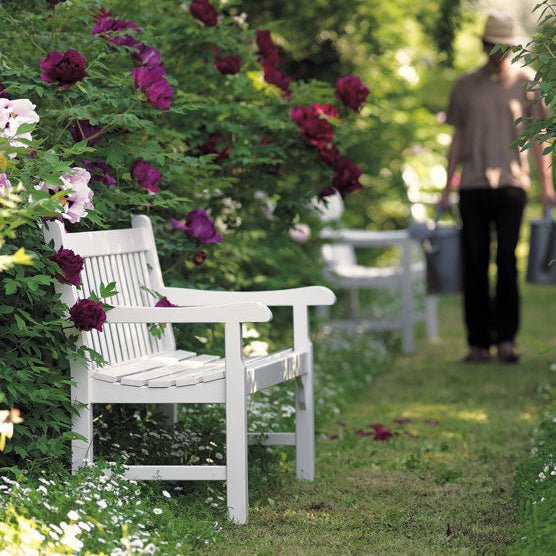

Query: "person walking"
(440, 12), (554, 363)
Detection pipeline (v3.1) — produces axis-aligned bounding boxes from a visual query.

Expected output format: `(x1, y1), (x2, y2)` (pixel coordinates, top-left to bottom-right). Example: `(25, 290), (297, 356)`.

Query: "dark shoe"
(497, 341), (520, 363)
(460, 347), (491, 363)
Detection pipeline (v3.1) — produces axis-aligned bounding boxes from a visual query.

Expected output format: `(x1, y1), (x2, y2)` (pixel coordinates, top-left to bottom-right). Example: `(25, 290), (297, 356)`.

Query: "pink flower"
(155, 297), (178, 308)
(215, 54), (241, 76)
(131, 65), (173, 111)
(0, 173), (12, 198)
(0, 98), (40, 156)
(189, 0), (218, 26)
(92, 17), (141, 47)
(69, 120), (103, 146)
(130, 159), (162, 193)
(332, 157), (363, 198)
(69, 298), (106, 332)
(171, 209), (223, 244)
(40, 50), (88, 89)
(289, 223), (311, 243)
(334, 75), (369, 113)
(49, 248), (84, 286)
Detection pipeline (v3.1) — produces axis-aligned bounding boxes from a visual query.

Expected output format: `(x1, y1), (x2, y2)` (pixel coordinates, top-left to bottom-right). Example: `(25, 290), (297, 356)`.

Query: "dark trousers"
(458, 187), (527, 348)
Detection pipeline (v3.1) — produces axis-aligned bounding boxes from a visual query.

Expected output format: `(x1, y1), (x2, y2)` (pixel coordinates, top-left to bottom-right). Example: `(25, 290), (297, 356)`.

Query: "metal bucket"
(422, 208), (462, 295)
(526, 207), (556, 285)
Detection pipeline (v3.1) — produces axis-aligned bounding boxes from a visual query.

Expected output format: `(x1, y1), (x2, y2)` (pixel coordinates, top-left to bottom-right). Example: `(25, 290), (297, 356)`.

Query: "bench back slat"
(44, 216), (175, 368)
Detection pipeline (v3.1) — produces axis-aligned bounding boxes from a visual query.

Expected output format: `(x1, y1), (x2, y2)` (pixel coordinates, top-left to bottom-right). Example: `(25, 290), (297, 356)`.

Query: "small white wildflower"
(78, 521), (91, 532)
(97, 500), (107, 509)
(162, 490), (171, 498)
(153, 508), (163, 515)
(67, 510), (79, 521)
(37, 485), (48, 495)
(539, 472), (546, 480)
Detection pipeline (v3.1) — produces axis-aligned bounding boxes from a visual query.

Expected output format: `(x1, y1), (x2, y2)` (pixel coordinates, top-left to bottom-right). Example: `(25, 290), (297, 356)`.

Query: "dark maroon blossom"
(0, 82), (9, 99)
(69, 298), (106, 332)
(319, 144), (340, 167)
(155, 297), (178, 308)
(132, 43), (162, 67)
(370, 423), (394, 441)
(189, 0), (218, 26)
(215, 54), (241, 76)
(81, 159), (117, 186)
(49, 248), (83, 286)
(40, 50), (88, 89)
(262, 62), (291, 99)
(131, 65), (173, 111)
(193, 250), (208, 266)
(171, 209), (223, 244)
(332, 157), (363, 198)
(69, 120), (103, 146)
(335, 75), (369, 113)
(290, 103), (339, 150)
(199, 133), (231, 163)
(256, 30), (280, 66)
(131, 159), (161, 193)
(92, 17), (141, 48)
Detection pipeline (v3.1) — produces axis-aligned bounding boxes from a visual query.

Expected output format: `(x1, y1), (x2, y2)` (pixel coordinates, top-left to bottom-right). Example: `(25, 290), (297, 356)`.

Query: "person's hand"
(438, 188), (451, 209)
(541, 191), (556, 207)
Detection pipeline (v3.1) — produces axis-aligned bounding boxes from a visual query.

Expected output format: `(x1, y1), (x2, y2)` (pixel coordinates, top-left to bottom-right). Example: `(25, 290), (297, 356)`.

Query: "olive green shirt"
(446, 65), (547, 190)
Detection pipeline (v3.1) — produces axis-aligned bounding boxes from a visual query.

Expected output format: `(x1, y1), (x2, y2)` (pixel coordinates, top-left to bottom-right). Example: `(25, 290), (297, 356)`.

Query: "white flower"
(97, 499), (107, 509)
(0, 173), (11, 198)
(153, 508), (163, 515)
(162, 490), (171, 498)
(288, 223), (311, 243)
(67, 510), (79, 521)
(0, 98), (39, 157)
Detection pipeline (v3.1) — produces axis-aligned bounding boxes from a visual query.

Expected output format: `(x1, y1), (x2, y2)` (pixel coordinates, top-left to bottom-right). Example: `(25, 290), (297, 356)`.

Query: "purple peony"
(192, 250), (208, 266)
(132, 43), (162, 67)
(189, 0), (218, 27)
(81, 159), (117, 186)
(334, 75), (369, 113)
(49, 247), (84, 286)
(131, 65), (174, 111)
(130, 159), (162, 193)
(319, 144), (340, 167)
(92, 16), (141, 48)
(332, 157), (363, 198)
(69, 298), (106, 332)
(214, 54), (241, 76)
(69, 120), (103, 146)
(155, 296), (178, 308)
(40, 50), (88, 89)
(171, 209), (223, 244)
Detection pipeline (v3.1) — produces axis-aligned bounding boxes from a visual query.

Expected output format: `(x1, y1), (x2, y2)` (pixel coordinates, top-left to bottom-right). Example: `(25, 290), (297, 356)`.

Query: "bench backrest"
(44, 215), (175, 367)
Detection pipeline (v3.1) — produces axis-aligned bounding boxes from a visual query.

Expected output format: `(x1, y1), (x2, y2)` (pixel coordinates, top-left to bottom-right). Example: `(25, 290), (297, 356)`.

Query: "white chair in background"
(318, 193), (438, 354)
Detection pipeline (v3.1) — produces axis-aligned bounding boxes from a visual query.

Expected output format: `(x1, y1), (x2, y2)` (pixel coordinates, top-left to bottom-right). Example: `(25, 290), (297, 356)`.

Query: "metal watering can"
(419, 207), (462, 295)
(526, 207), (556, 285)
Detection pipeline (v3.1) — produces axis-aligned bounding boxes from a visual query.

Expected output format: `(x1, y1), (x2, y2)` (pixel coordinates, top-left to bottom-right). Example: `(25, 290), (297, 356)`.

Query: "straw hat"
(482, 13), (521, 46)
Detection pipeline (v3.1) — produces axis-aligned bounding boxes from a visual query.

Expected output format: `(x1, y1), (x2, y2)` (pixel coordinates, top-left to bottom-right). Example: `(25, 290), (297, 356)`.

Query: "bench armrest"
(160, 285), (336, 308)
(105, 302), (273, 324)
(320, 228), (410, 248)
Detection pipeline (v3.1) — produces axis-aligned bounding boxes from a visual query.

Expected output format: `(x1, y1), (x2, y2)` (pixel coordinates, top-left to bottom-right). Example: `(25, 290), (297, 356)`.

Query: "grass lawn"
(207, 232), (556, 554)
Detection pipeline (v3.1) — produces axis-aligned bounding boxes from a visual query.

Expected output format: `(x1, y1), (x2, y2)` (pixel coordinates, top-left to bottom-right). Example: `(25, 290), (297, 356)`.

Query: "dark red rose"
(215, 54), (241, 76)
(262, 62), (291, 98)
(131, 65), (173, 111)
(69, 120), (103, 146)
(131, 159), (162, 193)
(132, 43), (162, 67)
(192, 250), (208, 266)
(370, 423), (393, 441)
(92, 17), (141, 48)
(49, 247), (83, 286)
(332, 157), (363, 198)
(155, 296), (178, 308)
(334, 75), (369, 113)
(171, 209), (223, 244)
(290, 103), (339, 150)
(0, 82), (10, 99)
(40, 50), (88, 89)
(69, 298), (106, 332)
(189, 0), (218, 26)
(319, 144), (340, 167)
(81, 159), (117, 186)
(256, 30), (280, 66)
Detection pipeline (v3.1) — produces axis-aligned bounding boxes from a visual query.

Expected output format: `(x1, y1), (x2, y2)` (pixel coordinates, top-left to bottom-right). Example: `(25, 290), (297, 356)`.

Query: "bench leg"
(296, 349), (315, 480)
(72, 401), (93, 473)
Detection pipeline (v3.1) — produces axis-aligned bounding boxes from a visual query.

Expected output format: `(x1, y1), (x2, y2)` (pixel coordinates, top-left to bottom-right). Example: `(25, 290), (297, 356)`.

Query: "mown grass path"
(207, 279), (556, 555)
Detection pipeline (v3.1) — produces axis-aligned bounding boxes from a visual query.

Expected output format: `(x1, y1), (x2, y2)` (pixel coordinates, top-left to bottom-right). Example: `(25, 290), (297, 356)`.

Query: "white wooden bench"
(44, 215), (335, 524)
(318, 193), (438, 353)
